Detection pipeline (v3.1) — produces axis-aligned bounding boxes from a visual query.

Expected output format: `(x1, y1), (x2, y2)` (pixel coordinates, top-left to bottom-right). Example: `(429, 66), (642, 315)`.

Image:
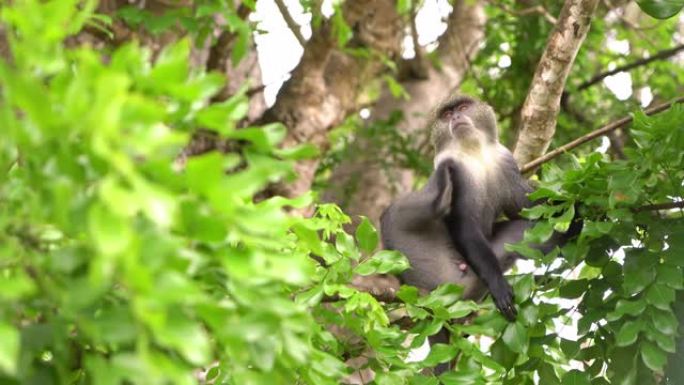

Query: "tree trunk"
(324, 0), (487, 226)
(260, 0), (403, 199)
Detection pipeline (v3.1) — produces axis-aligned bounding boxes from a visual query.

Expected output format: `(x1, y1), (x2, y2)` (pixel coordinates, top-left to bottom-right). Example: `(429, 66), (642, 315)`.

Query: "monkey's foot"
(490, 279), (517, 321)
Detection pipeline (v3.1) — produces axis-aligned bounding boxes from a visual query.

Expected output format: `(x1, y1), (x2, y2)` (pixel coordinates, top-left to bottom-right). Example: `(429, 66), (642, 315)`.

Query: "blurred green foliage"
(0, 1), (411, 384)
(1, 1), (684, 385)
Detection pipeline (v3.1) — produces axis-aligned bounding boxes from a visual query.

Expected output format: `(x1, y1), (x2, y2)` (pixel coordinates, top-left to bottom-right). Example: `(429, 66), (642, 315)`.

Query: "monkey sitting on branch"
(380, 95), (581, 371)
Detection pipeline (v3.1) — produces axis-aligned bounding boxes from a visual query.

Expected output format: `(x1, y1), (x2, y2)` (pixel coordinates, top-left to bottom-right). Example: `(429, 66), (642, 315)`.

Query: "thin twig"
(577, 44), (684, 91)
(521, 96), (684, 173)
(634, 201), (684, 212)
(560, 93), (626, 159)
(409, 2), (422, 61)
(274, 0), (306, 47)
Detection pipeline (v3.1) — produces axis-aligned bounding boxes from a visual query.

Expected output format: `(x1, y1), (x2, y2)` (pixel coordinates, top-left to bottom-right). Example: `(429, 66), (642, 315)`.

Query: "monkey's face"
(431, 96), (498, 153)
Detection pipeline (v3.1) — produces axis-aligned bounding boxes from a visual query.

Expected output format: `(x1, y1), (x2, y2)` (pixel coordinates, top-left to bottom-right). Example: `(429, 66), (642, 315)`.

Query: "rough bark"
(323, 0), (487, 225)
(260, 0), (403, 199)
(512, 0), (600, 168)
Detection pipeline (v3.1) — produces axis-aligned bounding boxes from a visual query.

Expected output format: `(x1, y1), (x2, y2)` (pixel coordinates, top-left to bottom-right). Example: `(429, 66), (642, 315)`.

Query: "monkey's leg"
(446, 217), (517, 320)
(444, 162), (517, 321)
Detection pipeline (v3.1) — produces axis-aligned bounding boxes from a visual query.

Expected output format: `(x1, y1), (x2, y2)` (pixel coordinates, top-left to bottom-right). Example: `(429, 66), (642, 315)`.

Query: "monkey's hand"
(490, 277), (517, 321)
(432, 161), (453, 217)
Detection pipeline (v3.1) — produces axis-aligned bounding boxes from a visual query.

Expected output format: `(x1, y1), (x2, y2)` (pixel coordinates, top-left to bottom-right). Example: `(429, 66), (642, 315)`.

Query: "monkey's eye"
(456, 103), (470, 112)
(440, 109), (453, 120)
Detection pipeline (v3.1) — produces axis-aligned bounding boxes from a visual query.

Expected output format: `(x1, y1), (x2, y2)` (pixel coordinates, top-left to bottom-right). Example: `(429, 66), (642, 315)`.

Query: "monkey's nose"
(453, 112), (469, 122)
(451, 115), (470, 130)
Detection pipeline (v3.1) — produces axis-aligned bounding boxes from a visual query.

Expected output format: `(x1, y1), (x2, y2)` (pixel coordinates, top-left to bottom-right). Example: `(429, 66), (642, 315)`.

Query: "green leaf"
(623, 251), (656, 295)
(335, 232), (360, 260)
(195, 95), (247, 134)
(502, 321), (528, 354)
(409, 375), (439, 385)
(417, 284), (463, 308)
(607, 299), (646, 321)
(491, 338), (517, 369)
(354, 250), (409, 275)
(88, 203), (132, 256)
(355, 216), (379, 253)
(656, 264), (683, 289)
(615, 320), (642, 347)
(0, 322), (19, 375)
(421, 344), (458, 367)
(640, 341), (667, 371)
(538, 362), (561, 385)
(185, 152), (225, 195)
(147, 40), (190, 87)
(645, 328), (676, 353)
(560, 338), (580, 358)
(375, 372), (404, 385)
(525, 221), (555, 243)
(559, 279), (589, 299)
(447, 301), (479, 318)
(396, 0), (412, 14)
(153, 311), (212, 366)
(225, 13), (251, 65)
(331, 5), (352, 46)
(0, 270), (36, 301)
(553, 204), (575, 232)
(504, 242), (544, 260)
(648, 309), (678, 336)
(273, 143), (320, 160)
(384, 75), (409, 100)
(636, 0), (684, 19)
(562, 370), (591, 385)
(513, 274), (536, 300)
(292, 223), (324, 256)
(439, 369), (483, 385)
(397, 285), (419, 304)
(295, 286), (324, 306)
(645, 283), (675, 310)
(228, 123), (287, 151)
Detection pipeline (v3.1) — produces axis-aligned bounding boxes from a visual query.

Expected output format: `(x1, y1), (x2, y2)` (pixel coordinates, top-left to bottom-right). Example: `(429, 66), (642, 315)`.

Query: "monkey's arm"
(382, 163), (453, 228)
(443, 160), (518, 320)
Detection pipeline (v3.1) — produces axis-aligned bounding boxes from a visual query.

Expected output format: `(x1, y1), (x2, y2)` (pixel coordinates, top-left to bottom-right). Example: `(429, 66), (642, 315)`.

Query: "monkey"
(380, 94), (582, 373)
(380, 162), (534, 302)
(379, 160), (541, 375)
(430, 95), (534, 321)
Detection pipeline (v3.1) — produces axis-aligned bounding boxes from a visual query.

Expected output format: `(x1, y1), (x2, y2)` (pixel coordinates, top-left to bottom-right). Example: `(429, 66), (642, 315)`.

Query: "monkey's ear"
(433, 165), (453, 217)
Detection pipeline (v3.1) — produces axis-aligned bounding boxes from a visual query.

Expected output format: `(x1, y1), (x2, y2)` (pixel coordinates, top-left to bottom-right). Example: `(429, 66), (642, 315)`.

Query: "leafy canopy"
(1, 1), (684, 385)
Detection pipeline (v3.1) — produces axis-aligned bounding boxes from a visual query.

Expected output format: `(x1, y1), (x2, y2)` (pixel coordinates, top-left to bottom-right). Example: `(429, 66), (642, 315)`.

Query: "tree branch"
(520, 96), (684, 173)
(577, 44), (684, 91)
(274, 0), (306, 47)
(634, 201), (684, 212)
(512, 0), (600, 167)
(261, 0), (402, 200)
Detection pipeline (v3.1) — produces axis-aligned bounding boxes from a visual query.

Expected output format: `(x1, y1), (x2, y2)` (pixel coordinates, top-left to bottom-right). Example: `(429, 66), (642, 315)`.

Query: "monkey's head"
(430, 95), (498, 154)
